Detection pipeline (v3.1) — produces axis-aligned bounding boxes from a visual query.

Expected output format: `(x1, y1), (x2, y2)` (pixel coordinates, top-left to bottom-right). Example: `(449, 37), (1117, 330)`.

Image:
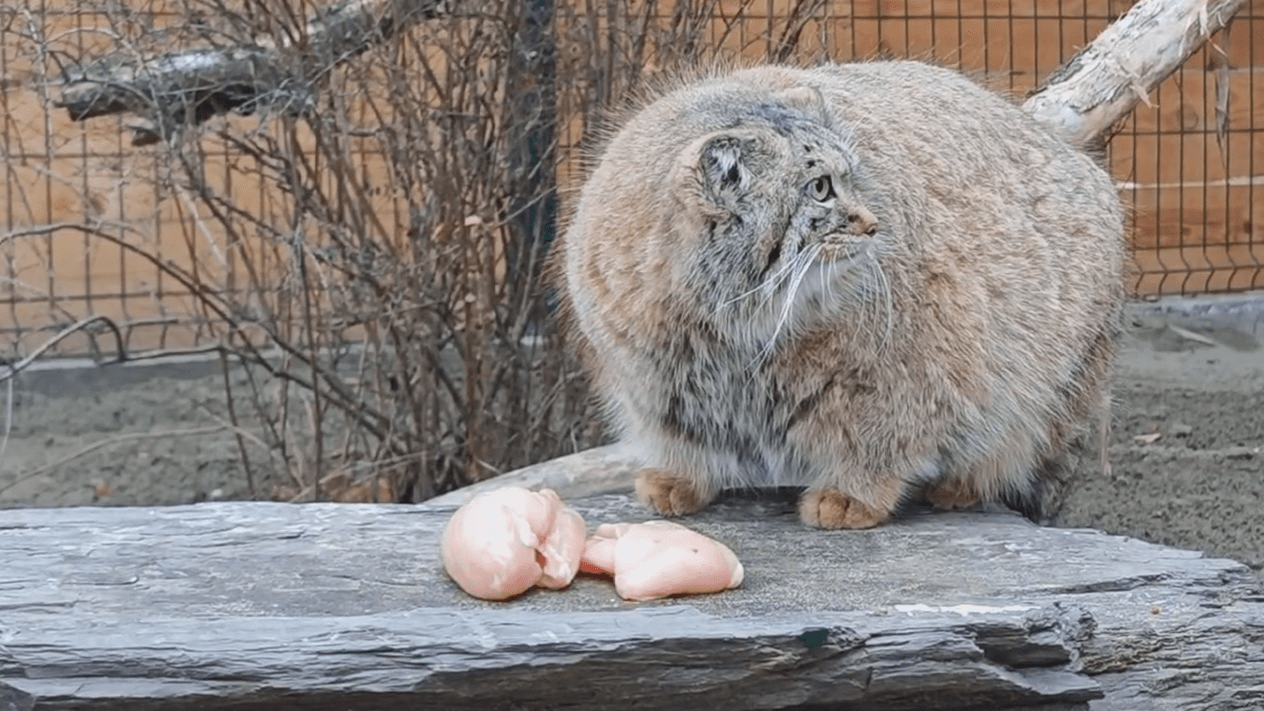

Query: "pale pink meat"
(440, 487), (587, 600)
(579, 521), (745, 601)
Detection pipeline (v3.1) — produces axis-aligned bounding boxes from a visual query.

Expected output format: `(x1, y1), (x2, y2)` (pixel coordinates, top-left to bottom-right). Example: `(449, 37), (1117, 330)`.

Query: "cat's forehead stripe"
(744, 101), (813, 135)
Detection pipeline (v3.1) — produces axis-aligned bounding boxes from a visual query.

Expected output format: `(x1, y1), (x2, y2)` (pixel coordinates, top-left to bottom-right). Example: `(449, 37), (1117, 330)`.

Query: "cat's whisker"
(765, 247), (807, 290)
(849, 252), (873, 338)
(839, 122), (858, 150)
(818, 253), (831, 304)
(863, 264), (881, 344)
(877, 262), (894, 350)
(748, 252), (806, 319)
(862, 257), (892, 352)
(723, 279), (767, 309)
(723, 241), (805, 313)
(760, 244), (821, 357)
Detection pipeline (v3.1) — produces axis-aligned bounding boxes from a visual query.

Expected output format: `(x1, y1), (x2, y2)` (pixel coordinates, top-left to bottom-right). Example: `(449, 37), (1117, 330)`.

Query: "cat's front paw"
(799, 489), (890, 529)
(635, 468), (712, 516)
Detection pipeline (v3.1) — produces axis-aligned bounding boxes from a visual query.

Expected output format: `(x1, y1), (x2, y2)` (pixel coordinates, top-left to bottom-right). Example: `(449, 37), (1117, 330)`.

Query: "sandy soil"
(2, 297), (1261, 577)
(1055, 299), (1264, 575)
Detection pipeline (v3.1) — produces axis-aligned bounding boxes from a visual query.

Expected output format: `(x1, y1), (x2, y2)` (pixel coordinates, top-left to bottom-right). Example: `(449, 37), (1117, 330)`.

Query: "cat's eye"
(807, 175), (835, 202)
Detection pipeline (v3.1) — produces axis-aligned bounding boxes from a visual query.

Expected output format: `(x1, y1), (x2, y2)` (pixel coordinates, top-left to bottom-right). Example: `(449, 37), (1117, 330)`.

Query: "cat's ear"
(699, 135), (752, 200)
(772, 85), (826, 116)
(673, 130), (765, 214)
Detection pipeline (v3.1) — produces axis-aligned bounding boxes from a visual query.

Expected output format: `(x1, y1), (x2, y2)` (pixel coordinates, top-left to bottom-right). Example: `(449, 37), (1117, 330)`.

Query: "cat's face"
(670, 115), (881, 345)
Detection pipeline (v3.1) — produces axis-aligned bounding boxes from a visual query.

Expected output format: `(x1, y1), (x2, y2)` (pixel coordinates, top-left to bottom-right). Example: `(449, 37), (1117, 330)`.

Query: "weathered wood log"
(1023, 0), (1250, 146)
(54, 0), (448, 144)
(1, 491), (1260, 710)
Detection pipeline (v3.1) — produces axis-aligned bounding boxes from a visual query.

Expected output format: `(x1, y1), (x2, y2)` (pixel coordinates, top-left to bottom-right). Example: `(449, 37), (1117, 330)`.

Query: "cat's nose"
(846, 206), (878, 236)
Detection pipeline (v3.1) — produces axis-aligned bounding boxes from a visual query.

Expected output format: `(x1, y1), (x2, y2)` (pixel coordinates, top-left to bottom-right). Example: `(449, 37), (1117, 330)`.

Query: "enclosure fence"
(0, 0), (1260, 501)
(2, 0), (1262, 357)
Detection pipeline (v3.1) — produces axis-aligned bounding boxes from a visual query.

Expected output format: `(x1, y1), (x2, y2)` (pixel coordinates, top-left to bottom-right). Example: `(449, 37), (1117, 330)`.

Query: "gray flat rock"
(1, 492), (1260, 710)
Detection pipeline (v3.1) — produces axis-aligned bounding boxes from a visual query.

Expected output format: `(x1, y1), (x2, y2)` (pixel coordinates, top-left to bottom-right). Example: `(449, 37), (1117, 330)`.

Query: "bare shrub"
(0, 0), (829, 498)
(1, 0), (800, 501)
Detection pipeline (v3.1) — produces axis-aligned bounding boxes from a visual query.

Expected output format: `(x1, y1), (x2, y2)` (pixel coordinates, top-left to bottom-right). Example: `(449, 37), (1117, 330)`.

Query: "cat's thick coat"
(558, 61), (1126, 529)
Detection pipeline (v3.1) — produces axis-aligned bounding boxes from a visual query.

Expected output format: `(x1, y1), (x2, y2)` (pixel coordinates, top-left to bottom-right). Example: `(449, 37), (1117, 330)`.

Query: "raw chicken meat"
(580, 520), (745, 601)
(440, 487), (587, 600)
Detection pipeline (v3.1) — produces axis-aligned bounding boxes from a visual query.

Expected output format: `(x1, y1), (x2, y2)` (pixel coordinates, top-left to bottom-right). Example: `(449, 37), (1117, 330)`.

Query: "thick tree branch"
(1023, 0), (1250, 147)
(55, 0), (450, 144)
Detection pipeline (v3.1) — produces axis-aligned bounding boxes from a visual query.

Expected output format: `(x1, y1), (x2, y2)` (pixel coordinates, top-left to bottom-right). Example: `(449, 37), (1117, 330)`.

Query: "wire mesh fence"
(2, 1), (1261, 357)
(0, 0), (1260, 500)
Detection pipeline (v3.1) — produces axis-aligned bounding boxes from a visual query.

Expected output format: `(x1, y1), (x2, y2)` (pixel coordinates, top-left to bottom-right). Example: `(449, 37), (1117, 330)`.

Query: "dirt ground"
(2, 296), (1261, 577)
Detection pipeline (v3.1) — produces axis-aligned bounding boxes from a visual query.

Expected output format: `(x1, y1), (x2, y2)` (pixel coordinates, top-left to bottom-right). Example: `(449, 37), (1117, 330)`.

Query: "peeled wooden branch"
(1023, 0), (1250, 146)
(54, 0), (449, 144)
